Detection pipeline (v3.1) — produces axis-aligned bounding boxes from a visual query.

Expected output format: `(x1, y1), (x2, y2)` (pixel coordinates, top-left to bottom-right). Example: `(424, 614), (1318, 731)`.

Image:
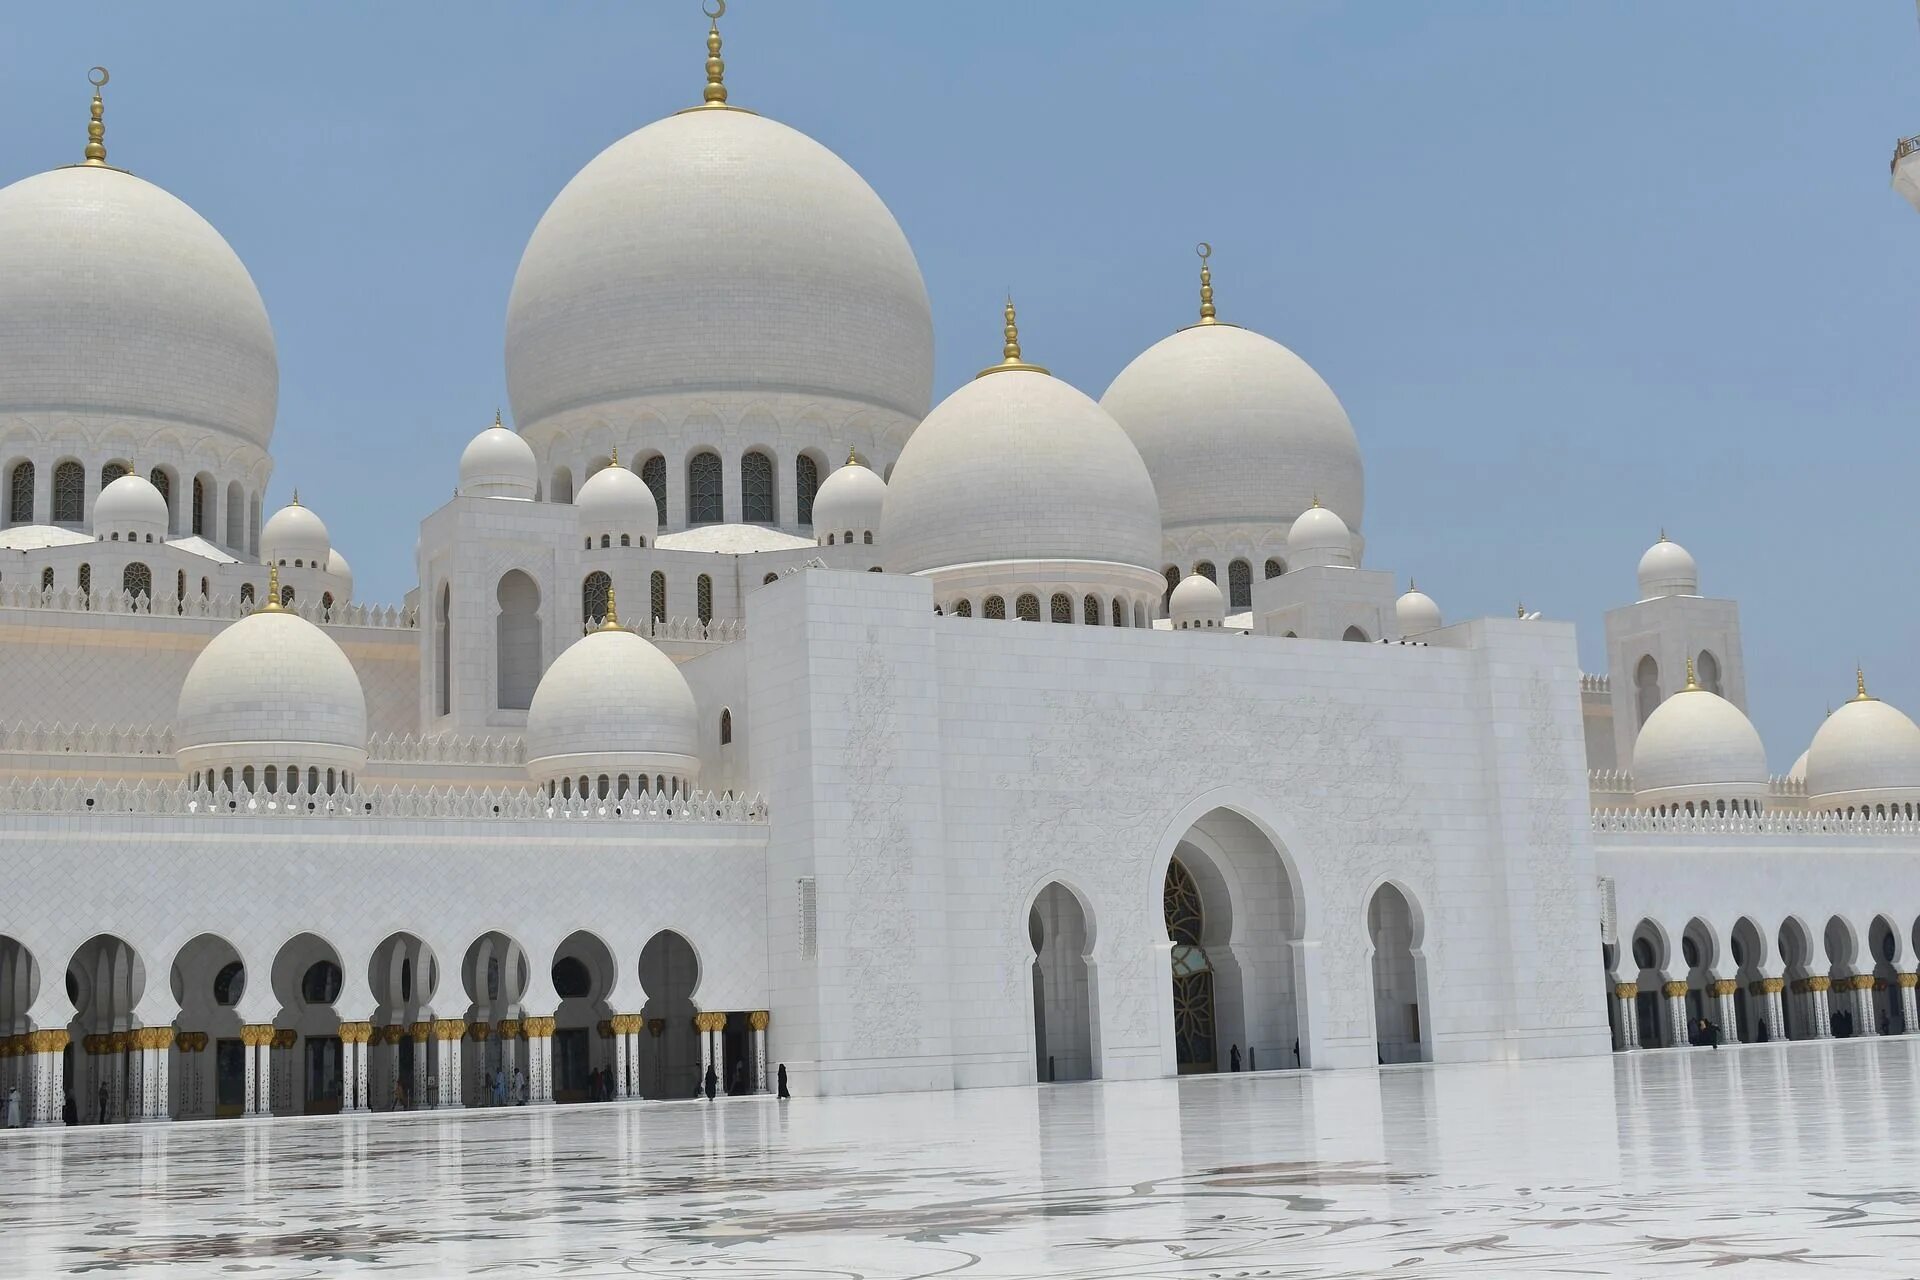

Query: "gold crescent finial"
(976, 295), (1050, 378)
(1196, 241), (1217, 325)
(84, 66), (110, 166)
(702, 0), (729, 107)
(846, 446), (860, 467)
(599, 581), (622, 631)
(262, 561), (284, 613)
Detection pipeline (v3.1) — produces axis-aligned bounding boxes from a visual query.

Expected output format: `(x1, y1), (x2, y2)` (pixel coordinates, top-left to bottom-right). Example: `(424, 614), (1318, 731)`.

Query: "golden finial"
(1196, 242), (1217, 325)
(1853, 667), (1874, 702)
(702, 0), (728, 107)
(83, 67), (109, 166)
(291, 488), (301, 506)
(599, 582), (622, 631)
(609, 445), (620, 469)
(1407, 578), (1417, 592)
(1684, 655), (1699, 691)
(494, 407), (503, 429)
(1310, 494), (1321, 509)
(975, 294), (1050, 378)
(846, 446), (861, 467)
(1516, 601), (1525, 619)
(1658, 527), (1668, 543)
(262, 562), (284, 613)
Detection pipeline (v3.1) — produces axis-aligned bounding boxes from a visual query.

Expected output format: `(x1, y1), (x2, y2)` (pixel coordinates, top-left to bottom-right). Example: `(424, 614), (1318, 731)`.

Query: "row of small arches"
(545, 774), (692, 802)
(191, 765), (355, 796)
(1633, 650), (1723, 726)
(6, 459), (261, 552)
(20, 565), (317, 614)
(581, 572), (713, 628)
(936, 593), (1153, 628)
(1160, 558), (1283, 612)
(550, 450), (827, 526)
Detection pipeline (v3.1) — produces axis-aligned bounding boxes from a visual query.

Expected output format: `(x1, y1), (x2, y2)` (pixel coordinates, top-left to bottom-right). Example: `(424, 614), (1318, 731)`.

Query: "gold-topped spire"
(702, 0), (729, 107)
(291, 489), (301, 506)
(262, 562), (284, 613)
(1658, 527), (1667, 543)
(83, 67), (109, 166)
(1196, 242), (1217, 324)
(609, 445), (620, 469)
(494, 407), (504, 429)
(1684, 655), (1699, 691)
(974, 295), (1050, 378)
(846, 446), (861, 467)
(599, 582), (622, 631)
(1853, 666), (1874, 702)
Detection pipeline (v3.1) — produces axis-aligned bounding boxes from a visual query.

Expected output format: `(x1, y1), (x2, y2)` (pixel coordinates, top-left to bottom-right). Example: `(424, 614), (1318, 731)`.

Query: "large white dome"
(1631, 679), (1768, 811)
(883, 359), (1161, 577)
(175, 597), (368, 782)
(1100, 322), (1362, 537)
(93, 471), (169, 542)
(504, 107), (933, 435)
(0, 165), (277, 449)
(1803, 676), (1920, 814)
(525, 622), (701, 791)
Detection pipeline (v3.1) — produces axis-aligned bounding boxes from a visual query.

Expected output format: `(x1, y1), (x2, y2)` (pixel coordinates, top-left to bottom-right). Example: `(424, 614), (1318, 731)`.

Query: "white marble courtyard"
(6, 1038), (1920, 1277)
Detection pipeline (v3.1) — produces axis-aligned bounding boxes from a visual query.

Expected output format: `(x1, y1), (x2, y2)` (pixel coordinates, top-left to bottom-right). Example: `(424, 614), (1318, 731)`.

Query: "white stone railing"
(1580, 673), (1610, 695)
(365, 732), (525, 766)
(1768, 774), (1807, 799)
(582, 615), (744, 643)
(0, 777), (768, 823)
(1589, 768), (1633, 794)
(0, 722), (174, 756)
(0, 584), (416, 630)
(1591, 808), (1920, 836)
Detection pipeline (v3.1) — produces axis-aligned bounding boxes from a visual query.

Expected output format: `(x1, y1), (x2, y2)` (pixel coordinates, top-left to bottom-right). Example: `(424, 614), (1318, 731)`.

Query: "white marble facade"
(3, 11), (1918, 1133)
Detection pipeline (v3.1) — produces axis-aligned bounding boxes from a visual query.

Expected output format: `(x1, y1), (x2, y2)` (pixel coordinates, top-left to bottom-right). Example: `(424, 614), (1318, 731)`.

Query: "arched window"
(863, 530), (873, 545)
(1016, 593), (1040, 622)
(6, 461), (32, 524)
(1083, 594), (1099, 625)
(54, 461), (85, 523)
(301, 960), (342, 1005)
(640, 455), (666, 515)
(1696, 650), (1722, 696)
(191, 476), (205, 536)
(1342, 625), (1369, 642)
(435, 583), (451, 715)
(100, 461), (128, 488)
(651, 570), (667, 622)
(1112, 598), (1125, 627)
(720, 708), (733, 745)
(954, 599), (972, 617)
(149, 469), (171, 527)
(984, 595), (1006, 620)
(1194, 560), (1216, 583)
(1635, 655), (1660, 726)
(687, 451), (723, 524)
(1228, 559), (1251, 609)
(123, 562), (151, 599)
(248, 493), (261, 556)
(795, 453), (820, 524)
(552, 957), (592, 999)
(200, 577), (209, 597)
(225, 480), (244, 546)
(582, 571), (612, 627)
(240, 580), (253, 605)
(176, 569), (186, 605)
(1162, 566), (1179, 610)
(1050, 592), (1072, 623)
(39, 566), (53, 592)
(213, 961), (245, 1007)
(321, 591), (334, 618)
(280, 583), (294, 608)
(550, 467), (574, 504)
(741, 451), (775, 523)
(763, 572), (778, 585)
(1265, 557), (1285, 579)
(496, 570), (541, 711)
(697, 573), (714, 624)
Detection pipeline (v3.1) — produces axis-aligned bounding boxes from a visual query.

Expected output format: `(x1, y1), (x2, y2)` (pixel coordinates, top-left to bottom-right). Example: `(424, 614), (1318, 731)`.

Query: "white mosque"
(3, 14), (1918, 1130)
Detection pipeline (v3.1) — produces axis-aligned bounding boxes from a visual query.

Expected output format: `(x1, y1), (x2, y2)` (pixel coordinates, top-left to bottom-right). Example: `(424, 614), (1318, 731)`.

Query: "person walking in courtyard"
(703, 1062), (717, 1100)
(5, 1085), (20, 1128)
(96, 1079), (109, 1125)
(62, 1090), (77, 1126)
(1229, 1044), (1241, 1072)
(513, 1067), (525, 1104)
(777, 1064), (790, 1099)
(492, 1067), (506, 1108)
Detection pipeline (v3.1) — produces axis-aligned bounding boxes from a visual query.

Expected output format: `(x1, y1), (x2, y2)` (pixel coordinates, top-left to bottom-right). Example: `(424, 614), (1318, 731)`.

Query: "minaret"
(1895, 2), (1920, 211)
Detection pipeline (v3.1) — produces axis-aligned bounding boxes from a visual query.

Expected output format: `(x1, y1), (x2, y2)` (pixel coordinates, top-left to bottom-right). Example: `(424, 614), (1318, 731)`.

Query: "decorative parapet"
(1591, 808), (1920, 836)
(0, 584), (416, 630)
(1767, 773), (1807, 800)
(1580, 673), (1611, 695)
(0, 725), (527, 767)
(581, 616), (744, 643)
(1589, 768), (1634, 796)
(365, 733), (525, 766)
(0, 777), (768, 823)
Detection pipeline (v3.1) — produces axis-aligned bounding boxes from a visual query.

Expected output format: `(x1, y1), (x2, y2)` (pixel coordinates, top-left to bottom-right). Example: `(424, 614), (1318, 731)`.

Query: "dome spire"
(846, 445), (861, 467)
(976, 295), (1050, 378)
(494, 406), (504, 429)
(599, 582), (622, 631)
(702, 0), (729, 108)
(82, 67), (110, 167)
(1854, 666), (1875, 702)
(1683, 655), (1700, 691)
(609, 445), (620, 469)
(262, 562), (284, 613)
(1196, 241), (1217, 324)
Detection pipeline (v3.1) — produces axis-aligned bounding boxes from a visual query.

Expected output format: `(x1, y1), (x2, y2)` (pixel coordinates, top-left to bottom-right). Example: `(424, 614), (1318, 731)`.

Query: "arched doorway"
(1628, 919), (1670, 1048)
(169, 933), (245, 1120)
(1165, 857), (1217, 1073)
(368, 932), (438, 1109)
(1871, 915), (1904, 1034)
(1730, 917), (1767, 1042)
(638, 931), (699, 1099)
(462, 931), (528, 1105)
(67, 934), (146, 1124)
(551, 931), (616, 1103)
(271, 933), (346, 1115)
(1368, 883), (1426, 1064)
(1777, 918), (1815, 1040)
(1681, 917), (1718, 1042)
(1029, 881), (1095, 1083)
(1824, 916), (1859, 1037)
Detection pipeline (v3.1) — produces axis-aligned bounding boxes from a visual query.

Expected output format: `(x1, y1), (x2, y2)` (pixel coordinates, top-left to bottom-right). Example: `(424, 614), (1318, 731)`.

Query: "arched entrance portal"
(1030, 881), (1095, 1082)
(638, 931), (699, 1099)
(1165, 857), (1216, 1073)
(1367, 883), (1426, 1064)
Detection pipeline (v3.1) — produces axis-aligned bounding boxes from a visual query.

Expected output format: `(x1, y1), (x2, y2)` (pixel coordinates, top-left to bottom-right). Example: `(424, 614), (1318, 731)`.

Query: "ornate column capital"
(1899, 972), (1919, 989)
(595, 1020), (615, 1039)
(25, 1029), (70, 1054)
(747, 1010), (770, 1031)
(272, 1028), (298, 1050)
(106, 1031), (128, 1053)
(432, 1019), (468, 1042)
(241, 1023), (276, 1047)
(466, 1023), (491, 1042)
(1611, 982), (1638, 1000)
(381, 1024), (408, 1045)
(1709, 979), (1739, 997)
(130, 1027), (175, 1052)
(1660, 981), (1688, 999)
(337, 1021), (373, 1045)
(1849, 974), (1877, 991)
(693, 1011), (728, 1034)
(609, 1013), (644, 1035)
(409, 1021), (431, 1043)
(1807, 976), (1832, 993)
(497, 1018), (522, 1040)
(521, 1016), (556, 1038)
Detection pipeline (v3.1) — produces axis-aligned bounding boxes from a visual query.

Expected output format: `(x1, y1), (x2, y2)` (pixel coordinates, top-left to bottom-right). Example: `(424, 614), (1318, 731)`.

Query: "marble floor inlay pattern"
(7, 1037), (1920, 1277)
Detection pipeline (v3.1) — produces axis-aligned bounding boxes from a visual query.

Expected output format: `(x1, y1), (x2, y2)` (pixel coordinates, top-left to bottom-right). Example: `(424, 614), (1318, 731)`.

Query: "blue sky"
(2, 2), (1915, 765)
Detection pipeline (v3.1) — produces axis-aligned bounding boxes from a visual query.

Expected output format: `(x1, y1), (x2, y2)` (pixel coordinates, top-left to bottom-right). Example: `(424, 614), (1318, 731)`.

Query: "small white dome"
(1169, 573), (1225, 630)
(525, 619), (701, 790)
(813, 454), (887, 546)
(1631, 675), (1768, 810)
(93, 471), (169, 541)
(1286, 502), (1353, 569)
(459, 416), (537, 500)
(1638, 534), (1698, 598)
(261, 499), (330, 567)
(325, 549), (353, 597)
(1803, 674), (1920, 813)
(175, 592), (368, 783)
(1101, 320), (1363, 538)
(1395, 584), (1443, 636)
(575, 459), (660, 542)
(883, 321), (1161, 577)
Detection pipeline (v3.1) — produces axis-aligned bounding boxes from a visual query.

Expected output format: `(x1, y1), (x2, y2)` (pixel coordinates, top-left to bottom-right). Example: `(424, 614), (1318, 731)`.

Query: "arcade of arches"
(0, 929), (772, 1126)
(1028, 807), (1430, 1082)
(1610, 913), (1920, 1052)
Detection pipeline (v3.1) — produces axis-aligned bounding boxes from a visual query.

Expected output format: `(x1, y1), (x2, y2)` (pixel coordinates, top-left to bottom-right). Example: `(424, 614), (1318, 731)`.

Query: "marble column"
(1851, 975), (1878, 1035)
(433, 1019), (465, 1109)
(612, 1015), (638, 1098)
(132, 1027), (173, 1121)
(1755, 978), (1785, 1042)
(467, 1024), (491, 1105)
(338, 1023), (371, 1112)
(410, 1022), (432, 1108)
(273, 1029), (298, 1112)
(749, 1011), (770, 1092)
(0, 1036), (16, 1100)
(694, 1013), (718, 1094)
(523, 1017), (555, 1103)
(242, 1024), (274, 1116)
(1611, 982), (1639, 1050)
(1661, 982), (1690, 1047)
(497, 1019), (522, 1101)
(1804, 977), (1833, 1038)
(25, 1029), (69, 1126)
(383, 1024), (408, 1108)
(1710, 980), (1738, 1043)
(1899, 973), (1920, 1033)
(108, 1032), (130, 1121)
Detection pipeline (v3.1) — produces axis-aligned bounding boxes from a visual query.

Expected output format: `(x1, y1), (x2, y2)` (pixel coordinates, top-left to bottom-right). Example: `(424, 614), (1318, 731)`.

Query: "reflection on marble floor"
(7, 1037), (1920, 1277)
